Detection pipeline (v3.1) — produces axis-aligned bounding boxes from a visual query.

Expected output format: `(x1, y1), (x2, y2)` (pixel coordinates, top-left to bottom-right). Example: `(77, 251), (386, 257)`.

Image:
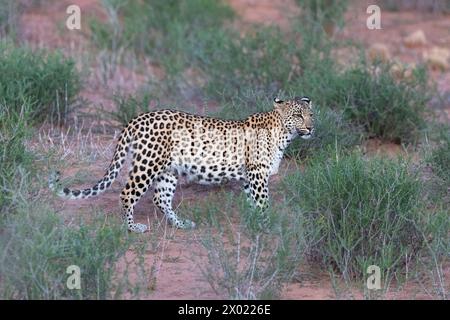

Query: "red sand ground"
(20, 0), (449, 299)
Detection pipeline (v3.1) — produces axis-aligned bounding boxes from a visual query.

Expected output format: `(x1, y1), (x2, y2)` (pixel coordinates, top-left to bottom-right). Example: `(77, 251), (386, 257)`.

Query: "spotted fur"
(50, 97), (314, 233)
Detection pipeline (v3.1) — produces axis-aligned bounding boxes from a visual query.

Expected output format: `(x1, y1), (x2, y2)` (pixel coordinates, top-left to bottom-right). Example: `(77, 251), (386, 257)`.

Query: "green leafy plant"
(103, 93), (155, 126)
(429, 126), (450, 185)
(0, 103), (33, 212)
(0, 41), (81, 124)
(284, 151), (434, 286)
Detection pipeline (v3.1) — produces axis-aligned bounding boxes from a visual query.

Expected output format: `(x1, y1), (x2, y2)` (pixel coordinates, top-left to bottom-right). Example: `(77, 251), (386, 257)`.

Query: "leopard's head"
(274, 96), (314, 140)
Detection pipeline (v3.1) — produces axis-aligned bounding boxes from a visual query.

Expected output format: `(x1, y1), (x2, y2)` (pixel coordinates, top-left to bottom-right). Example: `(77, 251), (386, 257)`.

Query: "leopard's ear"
(295, 96), (310, 103)
(274, 97), (284, 104)
(273, 97), (284, 109)
(295, 96), (312, 108)
(273, 97), (284, 111)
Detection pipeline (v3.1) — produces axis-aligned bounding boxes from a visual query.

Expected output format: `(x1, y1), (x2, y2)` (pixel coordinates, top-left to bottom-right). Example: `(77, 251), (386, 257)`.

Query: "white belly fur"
(269, 149), (283, 176)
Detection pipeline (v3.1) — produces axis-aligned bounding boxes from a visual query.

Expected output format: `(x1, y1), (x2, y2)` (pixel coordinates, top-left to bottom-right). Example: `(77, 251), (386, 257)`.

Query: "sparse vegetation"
(425, 124), (450, 205)
(0, 40), (145, 299)
(0, 0), (447, 300)
(189, 193), (304, 299)
(89, 0), (234, 76)
(0, 205), (148, 299)
(0, 99), (150, 299)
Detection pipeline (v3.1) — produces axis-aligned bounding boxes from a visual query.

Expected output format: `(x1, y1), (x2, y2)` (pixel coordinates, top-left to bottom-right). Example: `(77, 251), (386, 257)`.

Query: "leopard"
(50, 96), (314, 233)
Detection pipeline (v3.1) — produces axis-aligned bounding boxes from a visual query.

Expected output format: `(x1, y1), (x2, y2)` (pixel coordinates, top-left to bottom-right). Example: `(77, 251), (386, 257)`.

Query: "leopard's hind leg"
(153, 171), (195, 229)
(120, 153), (167, 233)
(120, 171), (151, 233)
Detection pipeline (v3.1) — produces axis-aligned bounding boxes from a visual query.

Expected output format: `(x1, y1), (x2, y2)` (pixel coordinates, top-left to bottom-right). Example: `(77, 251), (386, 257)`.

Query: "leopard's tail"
(49, 128), (132, 200)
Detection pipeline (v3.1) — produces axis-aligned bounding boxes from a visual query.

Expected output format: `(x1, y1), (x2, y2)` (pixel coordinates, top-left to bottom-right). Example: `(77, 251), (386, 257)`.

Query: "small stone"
(404, 30), (427, 48)
(390, 63), (404, 80)
(423, 47), (450, 71)
(368, 43), (391, 62)
(389, 61), (415, 81)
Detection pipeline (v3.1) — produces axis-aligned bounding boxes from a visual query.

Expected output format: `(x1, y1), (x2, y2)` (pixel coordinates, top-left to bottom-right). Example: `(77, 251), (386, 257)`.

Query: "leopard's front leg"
(244, 165), (271, 228)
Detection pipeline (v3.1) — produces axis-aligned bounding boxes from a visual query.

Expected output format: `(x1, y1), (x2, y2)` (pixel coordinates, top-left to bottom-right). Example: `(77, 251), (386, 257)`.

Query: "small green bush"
(295, 0), (349, 33)
(429, 127), (450, 185)
(340, 64), (430, 143)
(104, 93), (154, 127)
(0, 103), (33, 212)
(284, 152), (428, 282)
(212, 91), (272, 119)
(0, 41), (81, 124)
(0, 205), (145, 299)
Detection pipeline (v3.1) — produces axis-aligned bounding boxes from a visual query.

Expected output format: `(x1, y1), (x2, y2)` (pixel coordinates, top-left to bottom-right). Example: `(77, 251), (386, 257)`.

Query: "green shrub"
(104, 93), (154, 127)
(429, 126), (450, 185)
(0, 41), (81, 124)
(340, 64), (430, 143)
(285, 23), (431, 144)
(0, 41), (79, 209)
(295, 0), (349, 34)
(284, 152), (428, 283)
(0, 205), (146, 299)
(0, 103), (33, 212)
(212, 91), (273, 119)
